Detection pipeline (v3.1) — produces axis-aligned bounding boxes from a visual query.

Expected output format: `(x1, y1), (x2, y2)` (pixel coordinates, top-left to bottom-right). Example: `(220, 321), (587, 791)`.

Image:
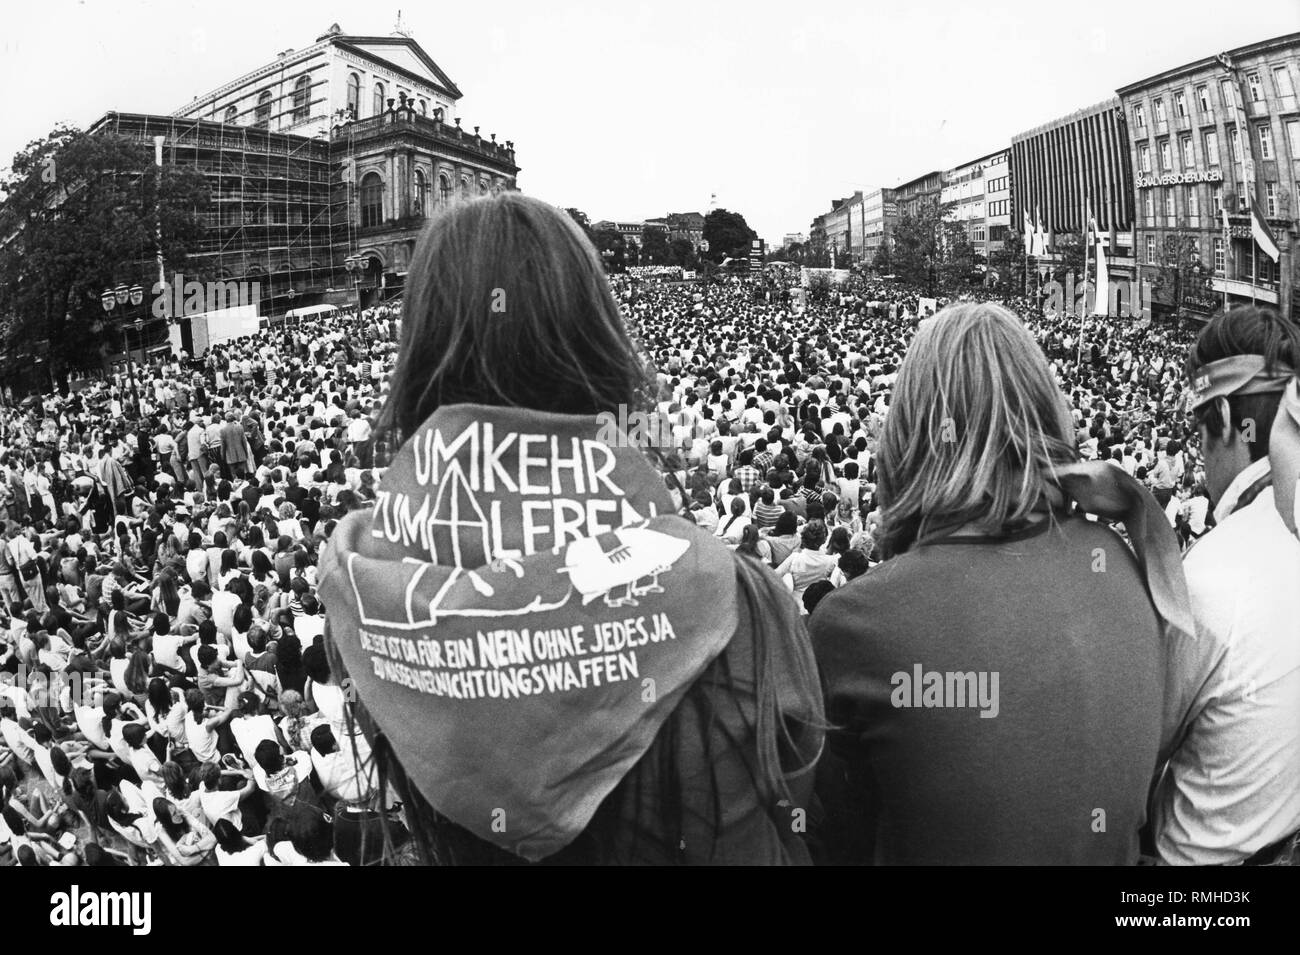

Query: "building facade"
(173, 23), (462, 137)
(894, 171), (943, 218)
(1010, 98), (1137, 289)
(861, 188), (898, 263)
(810, 193), (861, 262)
(1117, 32), (1300, 320)
(664, 212), (705, 249)
(941, 150), (1010, 263)
(78, 24), (519, 333)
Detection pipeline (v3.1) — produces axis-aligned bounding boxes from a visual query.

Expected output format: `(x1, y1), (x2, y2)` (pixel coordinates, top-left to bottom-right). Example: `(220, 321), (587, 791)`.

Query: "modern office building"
(1117, 32), (1300, 319)
(861, 188), (898, 263)
(1009, 98), (1137, 288)
(941, 149), (1010, 263)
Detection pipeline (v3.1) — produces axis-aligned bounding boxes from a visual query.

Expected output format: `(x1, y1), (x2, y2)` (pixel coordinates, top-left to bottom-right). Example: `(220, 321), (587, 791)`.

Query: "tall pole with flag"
(1221, 200), (1232, 312)
(1091, 206), (1110, 319)
(1023, 208), (1033, 297)
(1078, 195), (1090, 366)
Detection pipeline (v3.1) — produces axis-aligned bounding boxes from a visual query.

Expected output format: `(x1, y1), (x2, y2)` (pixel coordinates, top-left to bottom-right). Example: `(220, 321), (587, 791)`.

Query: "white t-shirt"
(199, 787), (244, 831)
(216, 841), (267, 866)
(230, 714), (277, 770)
(1154, 481), (1300, 865)
(184, 710), (220, 764)
(211, 590), (241, 637)
(152, 634), (187, 673)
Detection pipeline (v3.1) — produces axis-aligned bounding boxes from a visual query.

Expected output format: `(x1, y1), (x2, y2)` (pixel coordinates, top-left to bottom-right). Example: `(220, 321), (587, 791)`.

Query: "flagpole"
(1252, 240), (1257, 305)
(1078, 194), (1089, 366)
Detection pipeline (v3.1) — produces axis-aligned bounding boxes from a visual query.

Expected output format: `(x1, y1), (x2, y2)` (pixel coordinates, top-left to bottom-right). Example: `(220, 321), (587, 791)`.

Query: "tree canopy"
(0, 125), (210, 386)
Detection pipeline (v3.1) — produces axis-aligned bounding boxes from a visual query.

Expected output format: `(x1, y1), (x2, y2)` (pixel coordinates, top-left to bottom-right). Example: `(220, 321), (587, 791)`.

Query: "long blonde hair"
(877, 302), (1077, 556)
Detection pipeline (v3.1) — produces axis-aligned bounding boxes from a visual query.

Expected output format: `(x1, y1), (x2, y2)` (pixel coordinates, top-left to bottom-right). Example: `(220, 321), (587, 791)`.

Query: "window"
(1180, 135), (1193, 166)
(973, 225), (986, 242)
(1213, 236), (1225, 273)
(1229, 126), (1240, 162)
(414, 169), (427, 216)
(1154, 98), (1166, 124)
(1205, 130), (1219, 165)
(1159, 140), (1172, 170)
(1189, 238), (1200, 262)
(1258, 124), (1273, 159)
(418, 99), (427, 115)
(1220, 79), (1235, 109)
(1213, 186), (1223, 215)
(359, 172), (383, 228)
(1163, 189), (1174, 217)
(373, 82), (386, 116)
(479, 180), (489, 196)
(1146, 236), (1156, 265)
(346, 73), (360, 118)
(1236, 182), (1247, 211)
(1289, 120), (1300, 156)
(438, 174), (450, 205)
(1247, 71), (1263, 102)
(1144, 192), (1155, 220)
(1139, 144), (1151, 172)
(1259, 256), (1274, 284)
(252, 90), (272, 129)
(1134, 103), (1146, 129)
(459, 176), (469, 199)
(1187, 185), (1199, 217)
(1267, 181), (1277, 217)
(1275, 66), (1296, 98)
(223, 105), (238, 124)
(1197, 84), (1211, 113)
(292, 75), (311, 123)
(1174, 91), (1187, 117)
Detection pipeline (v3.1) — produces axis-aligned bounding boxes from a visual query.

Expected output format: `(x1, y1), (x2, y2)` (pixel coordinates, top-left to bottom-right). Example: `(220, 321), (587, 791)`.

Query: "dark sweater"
(809, 515), (1164, 865)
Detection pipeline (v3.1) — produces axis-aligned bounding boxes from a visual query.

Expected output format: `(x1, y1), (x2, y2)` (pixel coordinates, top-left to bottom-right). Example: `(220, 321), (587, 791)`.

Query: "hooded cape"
(318, 404), (739, 861)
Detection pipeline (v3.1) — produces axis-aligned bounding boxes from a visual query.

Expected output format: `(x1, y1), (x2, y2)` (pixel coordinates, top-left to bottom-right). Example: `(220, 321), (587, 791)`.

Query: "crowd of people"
(1, 303), (406, 866)
(1, 191), (1298, 866)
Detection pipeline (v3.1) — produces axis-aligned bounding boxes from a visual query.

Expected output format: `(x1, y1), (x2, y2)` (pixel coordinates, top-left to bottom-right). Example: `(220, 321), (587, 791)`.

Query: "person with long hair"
(151, 796), (216, 866)
(317, 193), (823, 865)
(212, 818), (267, 866)
(809, 302), (1189, 865)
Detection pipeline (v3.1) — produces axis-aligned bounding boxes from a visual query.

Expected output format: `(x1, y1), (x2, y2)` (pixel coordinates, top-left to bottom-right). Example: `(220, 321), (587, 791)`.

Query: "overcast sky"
(2, 0), (1297, 241)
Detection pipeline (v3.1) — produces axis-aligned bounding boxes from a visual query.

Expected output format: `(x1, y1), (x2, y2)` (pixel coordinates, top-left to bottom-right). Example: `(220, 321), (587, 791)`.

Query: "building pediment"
(334, 37), (463, 100)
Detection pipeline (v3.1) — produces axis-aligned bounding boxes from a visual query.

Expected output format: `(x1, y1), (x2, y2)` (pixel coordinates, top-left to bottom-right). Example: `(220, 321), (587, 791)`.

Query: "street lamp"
(344, 255), (364, 312)
(102, 283), (144, 410)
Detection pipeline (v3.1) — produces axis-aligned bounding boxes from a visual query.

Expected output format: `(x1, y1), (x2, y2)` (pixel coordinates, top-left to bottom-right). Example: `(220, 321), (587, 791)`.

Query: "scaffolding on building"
(89, 112), (343, 321)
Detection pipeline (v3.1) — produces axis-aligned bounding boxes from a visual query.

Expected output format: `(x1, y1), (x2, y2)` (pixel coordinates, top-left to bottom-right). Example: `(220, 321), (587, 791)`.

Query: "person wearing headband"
(1152, 305), (1300, 866)
(1271, 378), (1300, 538)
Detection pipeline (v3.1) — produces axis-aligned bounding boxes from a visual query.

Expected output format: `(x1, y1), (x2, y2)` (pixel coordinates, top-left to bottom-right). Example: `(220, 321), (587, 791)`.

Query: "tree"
(593, 228), (628, 272)
(666, 238), (698, 269)
(1049, 232), (1087, 288)
(640, 227), (670, 265)
(940, 220), (979, 291)
(0, 126), (210, 386)
(989, 227), (1025, 300)
(870, 239), (893, 276)
(702, 208), (757, 262)
(564, 208), (596, 246)
(890, 201), (950, 293)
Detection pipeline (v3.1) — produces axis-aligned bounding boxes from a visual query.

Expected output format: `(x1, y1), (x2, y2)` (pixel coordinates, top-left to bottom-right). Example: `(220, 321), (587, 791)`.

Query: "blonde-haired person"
(809, 301), (1186, 866)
